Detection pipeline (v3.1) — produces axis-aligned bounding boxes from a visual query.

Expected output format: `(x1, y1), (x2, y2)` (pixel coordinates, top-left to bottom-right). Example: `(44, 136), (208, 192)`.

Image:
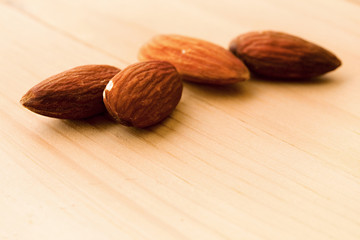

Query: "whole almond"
(103, 60), (182, 128)
(229, 31), (341, 79)
(138, 34), (250, 85)
(20, 65), (120, 119)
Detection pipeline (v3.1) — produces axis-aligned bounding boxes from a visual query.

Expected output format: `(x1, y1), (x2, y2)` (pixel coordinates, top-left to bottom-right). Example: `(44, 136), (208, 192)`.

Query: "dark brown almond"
(20, 64), (120, 119)
(229, 31), (341, 79)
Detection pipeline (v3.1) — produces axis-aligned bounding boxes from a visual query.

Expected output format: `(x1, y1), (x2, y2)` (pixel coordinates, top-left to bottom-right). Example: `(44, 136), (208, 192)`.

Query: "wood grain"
(1, 0), (359, 239)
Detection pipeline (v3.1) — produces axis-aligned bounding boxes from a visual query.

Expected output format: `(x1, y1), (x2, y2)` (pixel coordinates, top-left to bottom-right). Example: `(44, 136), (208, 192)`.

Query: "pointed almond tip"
(237, 59), (251, 82)
(326, 54), (342, 73)
(335, 57), (342, 68)
(20, 95), (27, 106)
(20, 91), (33, 108)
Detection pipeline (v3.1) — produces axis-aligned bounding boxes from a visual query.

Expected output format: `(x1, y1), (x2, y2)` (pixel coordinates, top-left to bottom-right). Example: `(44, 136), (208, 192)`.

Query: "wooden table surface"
(1, 0), (360, 239)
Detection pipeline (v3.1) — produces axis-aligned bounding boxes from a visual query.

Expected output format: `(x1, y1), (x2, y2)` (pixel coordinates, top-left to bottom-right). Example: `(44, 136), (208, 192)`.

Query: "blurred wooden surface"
(1, 0), (360, 239)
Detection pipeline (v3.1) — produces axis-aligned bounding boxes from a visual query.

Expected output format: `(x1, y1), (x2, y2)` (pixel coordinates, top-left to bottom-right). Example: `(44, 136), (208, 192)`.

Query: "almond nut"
(138, 34), (250, 85)
(103, 60), (182, 128)
(20, 65), (120, 119)
(229, 31), (341, 79)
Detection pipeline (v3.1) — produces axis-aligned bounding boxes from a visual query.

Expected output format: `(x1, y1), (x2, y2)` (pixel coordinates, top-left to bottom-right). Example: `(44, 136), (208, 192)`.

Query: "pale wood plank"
(1, 0), (360, 239)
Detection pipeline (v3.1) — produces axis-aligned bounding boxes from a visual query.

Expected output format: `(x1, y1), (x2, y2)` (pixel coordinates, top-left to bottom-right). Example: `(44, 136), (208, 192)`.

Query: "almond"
(20, 65), (120, 119)
(138, 34), (250, 85)
(229, 31), (341, 79)
(103, 60), (182, 128)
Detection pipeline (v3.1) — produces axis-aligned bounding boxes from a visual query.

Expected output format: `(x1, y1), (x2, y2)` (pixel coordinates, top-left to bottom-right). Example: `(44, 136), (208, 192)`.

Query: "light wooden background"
(1, 0), (360, 239)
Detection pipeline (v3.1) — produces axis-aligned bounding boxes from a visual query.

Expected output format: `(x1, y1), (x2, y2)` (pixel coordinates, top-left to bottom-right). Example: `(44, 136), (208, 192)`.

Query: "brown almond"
(229, 31), (341, 79)
(20, 65), (120, 119)
(103, 60), (182, 128)
(138, 34), (250, 85)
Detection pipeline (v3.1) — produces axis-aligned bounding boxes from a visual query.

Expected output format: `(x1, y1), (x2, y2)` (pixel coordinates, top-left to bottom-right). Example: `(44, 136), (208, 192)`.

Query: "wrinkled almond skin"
(103, 60), (182, 128)
(229, 31), (341, 79)
(138, 34), (250, 85)
(20, 65), (120, 119)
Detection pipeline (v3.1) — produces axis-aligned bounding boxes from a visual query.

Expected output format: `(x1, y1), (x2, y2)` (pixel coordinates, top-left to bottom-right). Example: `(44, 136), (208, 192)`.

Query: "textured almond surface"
(20, 65), (120, 119)
(103, 60), (182, 128)
(229, 31), (341, 79)
(138, 34), (250, 85)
